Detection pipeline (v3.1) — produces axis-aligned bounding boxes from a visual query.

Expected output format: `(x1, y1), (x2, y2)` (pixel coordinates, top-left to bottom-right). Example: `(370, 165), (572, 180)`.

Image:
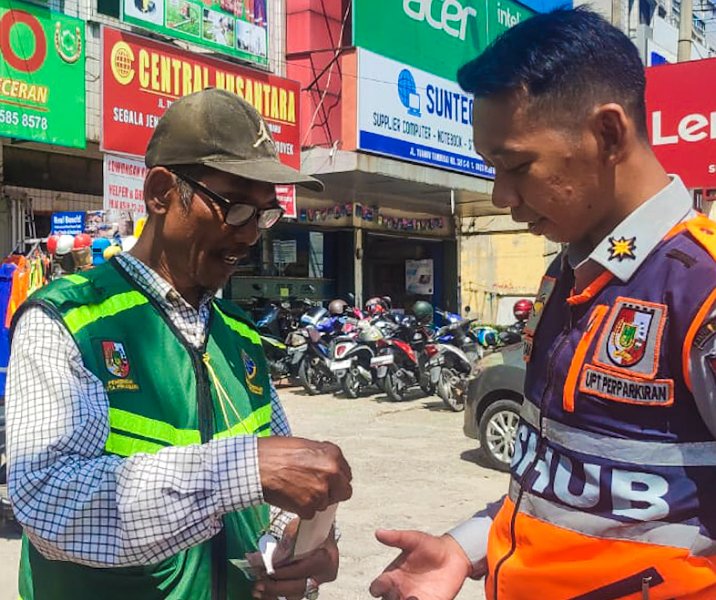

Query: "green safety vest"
(15, 259), (272, 600)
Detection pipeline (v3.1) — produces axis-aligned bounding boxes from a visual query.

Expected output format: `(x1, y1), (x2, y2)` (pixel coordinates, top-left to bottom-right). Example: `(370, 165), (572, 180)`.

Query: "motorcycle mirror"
(347, 292), (356, 304)
(464, 306), (471, 314)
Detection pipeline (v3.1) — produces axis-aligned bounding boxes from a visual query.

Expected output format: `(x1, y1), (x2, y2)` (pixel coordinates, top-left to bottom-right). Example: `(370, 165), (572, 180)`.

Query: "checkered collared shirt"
(6, 253), (293, 567)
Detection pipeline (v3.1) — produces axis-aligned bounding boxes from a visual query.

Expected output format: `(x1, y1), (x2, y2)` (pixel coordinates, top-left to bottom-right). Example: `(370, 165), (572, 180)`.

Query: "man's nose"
(491, 173), (521, 210)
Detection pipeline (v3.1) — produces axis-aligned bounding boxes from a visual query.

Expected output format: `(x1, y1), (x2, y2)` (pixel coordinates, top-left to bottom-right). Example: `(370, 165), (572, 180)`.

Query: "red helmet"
(365, 297), (388, 316)
(513, 299), (534, 321)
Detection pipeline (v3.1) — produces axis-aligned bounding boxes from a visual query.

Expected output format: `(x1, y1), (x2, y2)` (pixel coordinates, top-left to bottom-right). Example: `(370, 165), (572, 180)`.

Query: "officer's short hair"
(457, 7), (648, 140)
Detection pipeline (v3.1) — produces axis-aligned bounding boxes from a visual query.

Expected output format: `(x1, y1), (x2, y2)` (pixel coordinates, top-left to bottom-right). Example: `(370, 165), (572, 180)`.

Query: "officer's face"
(473, 91), (615, 245)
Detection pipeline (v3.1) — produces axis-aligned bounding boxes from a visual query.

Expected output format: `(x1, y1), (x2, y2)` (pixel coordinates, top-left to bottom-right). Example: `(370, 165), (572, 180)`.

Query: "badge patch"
(580, 365), (674, 406)
(594, 297), (667, 378)
(694, 318), (716, 350)
(608, 236), (637, 262)
(242, 350), (264, 395)
(102, 341), (130, 378)
(524, 276), (556, 337)
(607, 305), (653, 367)
(522, 336), (533, 363)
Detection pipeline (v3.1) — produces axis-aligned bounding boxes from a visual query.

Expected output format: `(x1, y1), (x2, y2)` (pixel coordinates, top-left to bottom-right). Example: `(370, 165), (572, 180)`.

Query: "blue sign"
(51, 212), (85, 235)
(650, 51), (668, 66)
(358, 50), (494, 179)
(514, 0), (572, 12)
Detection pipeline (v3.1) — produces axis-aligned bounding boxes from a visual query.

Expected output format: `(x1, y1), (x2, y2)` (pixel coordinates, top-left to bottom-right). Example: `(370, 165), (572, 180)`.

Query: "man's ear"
(589, 103), (631, 166)
(143, 167), (177, 216)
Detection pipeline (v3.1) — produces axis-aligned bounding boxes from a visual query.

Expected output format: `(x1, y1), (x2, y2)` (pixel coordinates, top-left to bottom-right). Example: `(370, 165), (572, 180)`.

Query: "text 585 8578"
(0, 108), (48, 131)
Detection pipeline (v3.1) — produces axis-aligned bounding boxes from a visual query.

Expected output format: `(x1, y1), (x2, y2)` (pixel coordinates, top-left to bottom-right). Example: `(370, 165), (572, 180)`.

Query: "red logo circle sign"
(0, 10), (47, 73)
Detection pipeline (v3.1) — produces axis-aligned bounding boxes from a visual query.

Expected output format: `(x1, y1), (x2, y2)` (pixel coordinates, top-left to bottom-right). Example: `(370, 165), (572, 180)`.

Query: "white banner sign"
(357, 49), (493, 178)
(103, 154), (147, 215)
(406, 259), (434, 295)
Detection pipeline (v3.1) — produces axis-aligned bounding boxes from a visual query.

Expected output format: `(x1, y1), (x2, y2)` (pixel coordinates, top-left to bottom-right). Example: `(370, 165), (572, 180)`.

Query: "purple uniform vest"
(512, 221), (716, 556)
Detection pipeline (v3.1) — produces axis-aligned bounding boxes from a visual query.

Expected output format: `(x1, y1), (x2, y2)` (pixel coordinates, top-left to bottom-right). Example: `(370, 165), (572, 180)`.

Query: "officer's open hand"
(369, 530), (472, 600)
(258, 437), (352, 519)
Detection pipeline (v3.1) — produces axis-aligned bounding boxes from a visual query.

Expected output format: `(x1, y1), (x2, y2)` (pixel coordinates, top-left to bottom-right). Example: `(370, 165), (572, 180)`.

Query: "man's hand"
(252, 524), (339, 600)
(369, 530), (473, 600)
(258, 437), (352, 519)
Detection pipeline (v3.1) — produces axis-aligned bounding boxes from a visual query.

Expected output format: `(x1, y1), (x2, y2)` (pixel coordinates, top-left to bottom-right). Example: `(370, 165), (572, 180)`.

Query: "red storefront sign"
(646, 58), (716, 189)
(101, 27), (301, 169)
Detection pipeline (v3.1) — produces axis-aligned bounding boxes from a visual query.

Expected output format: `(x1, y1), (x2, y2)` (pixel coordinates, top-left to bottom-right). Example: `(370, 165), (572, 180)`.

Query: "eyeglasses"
(172, 171), (284, 230)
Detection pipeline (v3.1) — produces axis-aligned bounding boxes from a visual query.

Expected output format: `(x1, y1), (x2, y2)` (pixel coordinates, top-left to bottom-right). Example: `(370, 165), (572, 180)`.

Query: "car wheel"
(478, 398), (521, 472)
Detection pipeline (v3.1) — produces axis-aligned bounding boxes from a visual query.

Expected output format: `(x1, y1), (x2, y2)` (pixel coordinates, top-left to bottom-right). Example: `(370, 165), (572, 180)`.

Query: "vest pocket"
(569, 566), (664, 600)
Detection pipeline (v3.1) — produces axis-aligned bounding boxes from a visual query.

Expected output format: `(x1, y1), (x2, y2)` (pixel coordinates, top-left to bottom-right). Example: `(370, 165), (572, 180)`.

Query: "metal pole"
(612, 0), (622, 30)
(678, 0), (693, 62)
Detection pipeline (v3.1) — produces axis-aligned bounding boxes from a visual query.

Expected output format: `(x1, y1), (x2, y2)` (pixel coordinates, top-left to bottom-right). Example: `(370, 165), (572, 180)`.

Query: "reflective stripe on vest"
(64, 274), (88, 285)
(507, 487), (716, 557)
(515, 402), (716, 468)
(215, 306), (262, 347)
(106, 404), (273, 456)
(65, 290), (149, 335)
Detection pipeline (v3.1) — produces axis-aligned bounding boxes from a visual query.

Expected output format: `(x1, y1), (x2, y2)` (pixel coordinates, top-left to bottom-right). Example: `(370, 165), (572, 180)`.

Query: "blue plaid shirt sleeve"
(7, 306), (290, 566)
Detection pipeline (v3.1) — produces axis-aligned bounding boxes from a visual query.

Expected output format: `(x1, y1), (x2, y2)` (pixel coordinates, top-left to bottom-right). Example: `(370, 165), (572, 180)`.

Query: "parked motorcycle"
(377, 312), (434, 402)
(427, 311), (481, 412)
(298, 308), (344, 395)
(334, 320), (389, 398)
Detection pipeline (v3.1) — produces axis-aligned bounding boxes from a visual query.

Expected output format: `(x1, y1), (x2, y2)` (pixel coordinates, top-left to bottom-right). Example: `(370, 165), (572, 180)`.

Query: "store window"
(97, 0), (120, 18)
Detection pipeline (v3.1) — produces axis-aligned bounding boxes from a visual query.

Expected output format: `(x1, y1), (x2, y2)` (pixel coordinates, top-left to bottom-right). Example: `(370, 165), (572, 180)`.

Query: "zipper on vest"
(569, 567), (664, 600)
(112, 262), (229, 600)
(192, 314), (228, 600)
(492, 325), (571, 599)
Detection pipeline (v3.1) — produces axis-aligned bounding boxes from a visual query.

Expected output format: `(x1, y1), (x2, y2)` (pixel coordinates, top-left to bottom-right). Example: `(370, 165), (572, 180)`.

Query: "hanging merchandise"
(0, 241), (52, 397)
(103, 245), (122, 261)
(134, 216), (147, 239)
(91, 238), (112, 266)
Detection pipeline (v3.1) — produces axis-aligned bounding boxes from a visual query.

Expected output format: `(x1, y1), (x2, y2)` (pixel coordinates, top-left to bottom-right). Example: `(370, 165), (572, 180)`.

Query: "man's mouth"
(221, 247), (249, 266)
(527, 218), (546, 233)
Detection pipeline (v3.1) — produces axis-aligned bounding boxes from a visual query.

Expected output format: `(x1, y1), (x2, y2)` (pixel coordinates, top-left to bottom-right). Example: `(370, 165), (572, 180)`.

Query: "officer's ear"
(144, 167), (178, 217)
(590, 103), (631, 166)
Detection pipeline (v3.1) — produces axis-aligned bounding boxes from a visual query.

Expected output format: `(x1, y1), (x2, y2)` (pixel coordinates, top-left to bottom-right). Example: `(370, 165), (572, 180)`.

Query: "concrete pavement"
(0, 385), (509, 599)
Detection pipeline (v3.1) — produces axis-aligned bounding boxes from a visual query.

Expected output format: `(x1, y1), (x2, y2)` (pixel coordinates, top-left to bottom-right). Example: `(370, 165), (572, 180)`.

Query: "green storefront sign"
(353, 0), (533, 81)
(122, 0), (269, 67)
(0, 0), (85, 148)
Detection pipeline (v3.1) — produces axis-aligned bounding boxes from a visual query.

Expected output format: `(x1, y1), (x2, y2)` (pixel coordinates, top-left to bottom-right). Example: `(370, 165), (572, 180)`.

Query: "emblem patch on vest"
(694, 318), (716, 350)
(103, 341), (130, 378)
(101, 341), (140, 392)
(524, 275), (556, 337)
(594, 298), (667, 378)
(523, 275), (557, 362)
(242, 350), (264, 395)
(608, 236), (637, 262)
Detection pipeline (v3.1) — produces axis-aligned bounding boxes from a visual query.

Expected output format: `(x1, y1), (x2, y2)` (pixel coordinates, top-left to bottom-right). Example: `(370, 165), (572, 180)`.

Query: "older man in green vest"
(6, 88), (352, 600)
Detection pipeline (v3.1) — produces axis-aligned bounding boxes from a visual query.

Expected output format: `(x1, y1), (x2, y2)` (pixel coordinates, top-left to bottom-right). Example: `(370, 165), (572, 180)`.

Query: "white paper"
(293, 503), (338, 558)
(258, 533), (278, 575)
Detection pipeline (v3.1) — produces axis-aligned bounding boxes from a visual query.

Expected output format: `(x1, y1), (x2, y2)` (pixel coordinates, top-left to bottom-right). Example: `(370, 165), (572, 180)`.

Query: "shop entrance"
(363, 232), (456, 311)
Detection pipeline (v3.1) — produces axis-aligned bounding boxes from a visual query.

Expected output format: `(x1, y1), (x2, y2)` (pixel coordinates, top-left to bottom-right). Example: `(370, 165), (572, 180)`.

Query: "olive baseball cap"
(145, 88), (323, 192)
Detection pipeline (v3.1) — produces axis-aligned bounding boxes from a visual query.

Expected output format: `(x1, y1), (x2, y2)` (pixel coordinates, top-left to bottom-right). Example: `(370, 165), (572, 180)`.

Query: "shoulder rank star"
(608, 236), (637, 262)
